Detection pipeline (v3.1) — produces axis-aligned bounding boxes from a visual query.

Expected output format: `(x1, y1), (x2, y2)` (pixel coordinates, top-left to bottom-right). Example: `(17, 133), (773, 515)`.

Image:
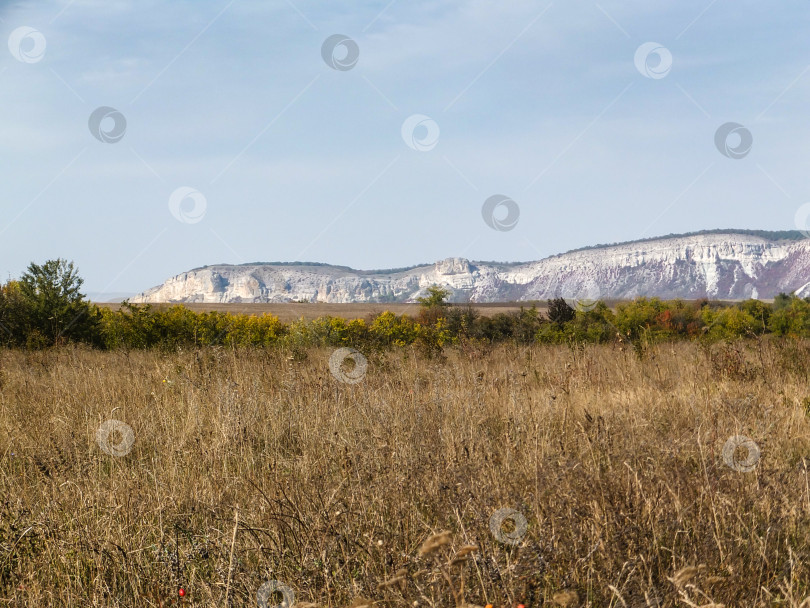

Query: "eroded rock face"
(131, 234), (810, 303)
(434, 257), (471, 276)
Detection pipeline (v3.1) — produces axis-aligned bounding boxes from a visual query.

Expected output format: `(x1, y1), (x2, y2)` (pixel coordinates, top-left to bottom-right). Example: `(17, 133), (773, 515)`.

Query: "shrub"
(546, 298), (575, 325)
(615, 297), (670, 342)
(512, 306), (545, 343)
(537, 302), (615, 345)
(414, 317), (452, 359)
(369, 311), (420, 347)
(703, 304), (764, 340)
(472, 313), (515, 343)
(769, 295), (810, 337)
(443, 305), (479, 339)
(223, 312), (286, 347)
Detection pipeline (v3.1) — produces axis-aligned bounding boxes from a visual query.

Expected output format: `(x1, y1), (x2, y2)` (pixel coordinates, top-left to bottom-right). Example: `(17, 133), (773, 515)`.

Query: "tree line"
(3, 260), (810, 352)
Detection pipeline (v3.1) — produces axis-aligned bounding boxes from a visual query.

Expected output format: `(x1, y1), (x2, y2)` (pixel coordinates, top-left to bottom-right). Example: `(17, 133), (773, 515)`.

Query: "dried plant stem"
(224, 505), (239, 607)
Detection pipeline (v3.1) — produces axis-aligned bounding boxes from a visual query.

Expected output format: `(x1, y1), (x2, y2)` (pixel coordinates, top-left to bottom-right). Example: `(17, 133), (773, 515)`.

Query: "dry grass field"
(1, 340), (810, 607)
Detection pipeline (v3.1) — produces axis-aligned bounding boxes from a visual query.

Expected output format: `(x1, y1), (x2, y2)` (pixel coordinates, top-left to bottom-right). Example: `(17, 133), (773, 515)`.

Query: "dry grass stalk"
(224, 505), (239, 607)
(377, 569), (408, 591)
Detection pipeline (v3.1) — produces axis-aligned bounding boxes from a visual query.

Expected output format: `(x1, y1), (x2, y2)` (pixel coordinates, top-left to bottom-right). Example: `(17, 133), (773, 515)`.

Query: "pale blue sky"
(1, 0), (809, 296)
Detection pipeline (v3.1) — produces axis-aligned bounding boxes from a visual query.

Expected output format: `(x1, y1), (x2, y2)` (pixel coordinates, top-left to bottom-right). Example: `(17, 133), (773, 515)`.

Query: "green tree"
(773, 292), (793, 311)
(546, 297), (575, 325)
(417, 285), (451, 327)
(18, 259), (101, 347)
(417, 285), (451, 308)
(0, 281), (26, 346)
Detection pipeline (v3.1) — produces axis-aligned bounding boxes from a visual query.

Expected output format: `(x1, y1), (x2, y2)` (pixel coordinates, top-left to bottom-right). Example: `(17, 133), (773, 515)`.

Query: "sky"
(1, 0), (810, 298)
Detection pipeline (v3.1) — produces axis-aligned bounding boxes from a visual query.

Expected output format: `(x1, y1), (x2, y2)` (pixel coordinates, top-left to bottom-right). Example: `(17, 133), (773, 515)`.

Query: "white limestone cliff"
(131, 233), (810, 303)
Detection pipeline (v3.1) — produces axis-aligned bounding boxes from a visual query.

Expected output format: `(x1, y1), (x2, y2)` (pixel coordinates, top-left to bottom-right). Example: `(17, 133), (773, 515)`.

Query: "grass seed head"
(418, 531), (452, 557)
(377, 569), (408, 590)
(552, 590), (579, 607)
(668, 566), (700, 588)
(455, 544), (479, 557)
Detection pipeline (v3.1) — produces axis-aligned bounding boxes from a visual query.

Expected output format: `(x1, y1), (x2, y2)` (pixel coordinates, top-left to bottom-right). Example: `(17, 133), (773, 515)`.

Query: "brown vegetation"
(1, 340), (810, 606)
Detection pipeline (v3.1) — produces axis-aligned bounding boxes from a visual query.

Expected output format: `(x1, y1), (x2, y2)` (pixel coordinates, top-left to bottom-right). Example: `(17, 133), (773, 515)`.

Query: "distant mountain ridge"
(560, 229), (807, 255)
(132, 230), (810, 304)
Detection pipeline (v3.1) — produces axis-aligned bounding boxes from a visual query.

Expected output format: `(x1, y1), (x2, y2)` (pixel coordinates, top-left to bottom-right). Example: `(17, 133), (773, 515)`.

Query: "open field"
(93, 302), (549, 323)
(1, 341), (810, 606)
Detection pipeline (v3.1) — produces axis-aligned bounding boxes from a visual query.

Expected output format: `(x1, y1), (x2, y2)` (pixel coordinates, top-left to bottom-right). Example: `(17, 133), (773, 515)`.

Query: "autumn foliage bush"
(11, 294), (810, 354)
